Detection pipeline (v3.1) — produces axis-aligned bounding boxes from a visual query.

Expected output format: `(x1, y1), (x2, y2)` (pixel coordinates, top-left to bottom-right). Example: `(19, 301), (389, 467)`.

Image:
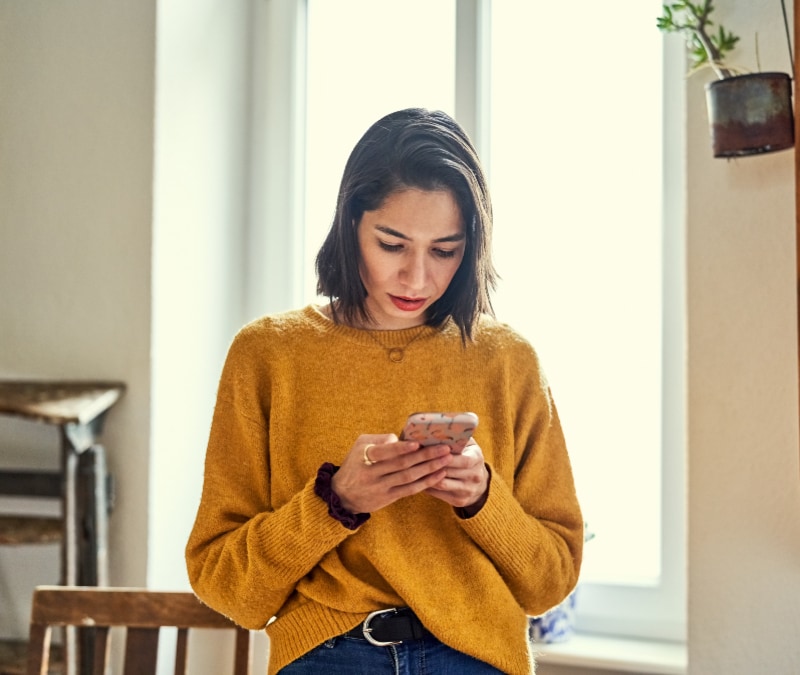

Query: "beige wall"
(0, 0), (156, 634)
(2, 1), (800, 674)
(685, 0), (800, 671)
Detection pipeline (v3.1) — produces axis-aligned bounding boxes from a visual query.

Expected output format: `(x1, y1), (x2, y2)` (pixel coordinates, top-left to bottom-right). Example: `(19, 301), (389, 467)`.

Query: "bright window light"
(304, 0), (456, 300)
(489, 1), (665, 585)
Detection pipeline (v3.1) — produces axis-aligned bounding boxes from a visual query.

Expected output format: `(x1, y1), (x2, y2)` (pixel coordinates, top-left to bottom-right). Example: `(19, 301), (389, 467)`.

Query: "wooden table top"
(0, 380), (126, 426)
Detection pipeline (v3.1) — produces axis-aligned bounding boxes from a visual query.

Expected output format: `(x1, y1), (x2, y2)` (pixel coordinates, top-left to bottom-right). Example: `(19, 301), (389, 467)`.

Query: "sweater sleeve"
(458, 339), (584, 617)
(185, 329), (356, 630)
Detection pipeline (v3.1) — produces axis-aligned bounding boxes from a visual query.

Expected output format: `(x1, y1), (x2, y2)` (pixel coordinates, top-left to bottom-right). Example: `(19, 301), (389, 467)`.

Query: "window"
(489, 4), (664, 584)
(488, 1), (685, 641)
(261, 0), (686, 643)
(303, 0), (457, 298)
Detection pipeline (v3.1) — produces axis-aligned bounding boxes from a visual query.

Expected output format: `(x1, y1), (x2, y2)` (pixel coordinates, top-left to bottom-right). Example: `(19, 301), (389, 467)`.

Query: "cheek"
(359, 254), (385, 288)
(435, 260), (462, 290)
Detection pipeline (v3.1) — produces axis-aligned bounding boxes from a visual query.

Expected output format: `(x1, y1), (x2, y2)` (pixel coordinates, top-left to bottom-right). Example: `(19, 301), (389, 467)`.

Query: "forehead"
(366, 188), (464, 233)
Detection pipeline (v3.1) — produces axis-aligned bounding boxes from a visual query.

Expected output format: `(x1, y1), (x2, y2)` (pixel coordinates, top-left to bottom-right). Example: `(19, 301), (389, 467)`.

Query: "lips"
(389, 295), (427, 312)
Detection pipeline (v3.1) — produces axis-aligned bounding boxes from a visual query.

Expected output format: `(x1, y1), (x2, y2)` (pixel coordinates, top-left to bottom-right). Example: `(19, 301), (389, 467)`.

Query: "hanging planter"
(657, 0), (795, 158)
(705, 72), (794, 157)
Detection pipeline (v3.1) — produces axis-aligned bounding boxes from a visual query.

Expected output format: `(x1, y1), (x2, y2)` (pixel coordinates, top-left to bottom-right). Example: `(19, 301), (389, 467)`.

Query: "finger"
(438, 450), (481, 472)
(386, 466), (451, 500)
(351, 434), (399, 466)
(342, 455), (452, 513)
(379, 442), (451, 474)
(357, 433), (399, 450)
(381, 448), (453, 486)
(425, 482), (474, 506)
(425, 471), (486, 504)
(459, 440), (481, 456)
(361, 443), (378, 466)
(360, 441), (441, 472)
(426, 457), (488, 495)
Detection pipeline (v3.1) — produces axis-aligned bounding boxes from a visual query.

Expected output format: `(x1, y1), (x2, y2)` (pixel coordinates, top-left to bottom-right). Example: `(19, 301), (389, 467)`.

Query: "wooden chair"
(25, 586), (252, 675)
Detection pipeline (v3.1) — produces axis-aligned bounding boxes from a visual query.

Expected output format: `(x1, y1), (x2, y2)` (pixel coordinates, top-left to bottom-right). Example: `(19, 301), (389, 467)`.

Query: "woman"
(186, 108), (583, 675)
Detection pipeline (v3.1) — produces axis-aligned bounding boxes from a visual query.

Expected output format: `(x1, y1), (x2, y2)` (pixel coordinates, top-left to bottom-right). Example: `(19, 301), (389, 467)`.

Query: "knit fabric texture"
(185, 305), (583, 675)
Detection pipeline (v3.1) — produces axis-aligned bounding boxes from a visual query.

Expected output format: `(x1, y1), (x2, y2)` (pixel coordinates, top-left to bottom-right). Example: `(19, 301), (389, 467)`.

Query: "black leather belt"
(345, 608), (427, 647)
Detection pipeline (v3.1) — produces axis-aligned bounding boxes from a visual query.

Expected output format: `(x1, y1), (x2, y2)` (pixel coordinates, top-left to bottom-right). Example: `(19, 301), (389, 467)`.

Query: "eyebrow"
(375, 225), (466, 243)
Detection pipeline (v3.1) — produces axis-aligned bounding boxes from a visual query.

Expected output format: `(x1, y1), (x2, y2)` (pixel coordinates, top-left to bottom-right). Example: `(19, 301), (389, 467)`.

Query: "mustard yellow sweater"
(186, 305), (583, 675)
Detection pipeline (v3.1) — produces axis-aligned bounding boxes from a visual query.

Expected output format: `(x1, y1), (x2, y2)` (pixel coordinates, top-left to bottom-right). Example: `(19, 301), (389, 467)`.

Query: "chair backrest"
(26, 586), (252, 675)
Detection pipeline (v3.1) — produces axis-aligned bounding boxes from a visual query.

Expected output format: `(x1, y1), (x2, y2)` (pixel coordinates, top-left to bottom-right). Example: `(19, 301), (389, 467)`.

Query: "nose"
(401, 252), (428, 292)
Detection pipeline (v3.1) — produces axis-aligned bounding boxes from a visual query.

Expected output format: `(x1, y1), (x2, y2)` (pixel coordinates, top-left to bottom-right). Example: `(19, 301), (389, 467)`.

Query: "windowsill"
(534, 633), (687, 675)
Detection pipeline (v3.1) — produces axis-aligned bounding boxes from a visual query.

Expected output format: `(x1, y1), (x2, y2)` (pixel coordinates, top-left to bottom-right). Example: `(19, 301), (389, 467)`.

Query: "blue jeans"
(277, 632), (505, 675)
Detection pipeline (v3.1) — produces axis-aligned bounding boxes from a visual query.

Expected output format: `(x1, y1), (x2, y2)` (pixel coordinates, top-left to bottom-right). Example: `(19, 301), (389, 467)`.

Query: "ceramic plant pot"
(528, 589), (578, 643)
(705, 72), (794, 158)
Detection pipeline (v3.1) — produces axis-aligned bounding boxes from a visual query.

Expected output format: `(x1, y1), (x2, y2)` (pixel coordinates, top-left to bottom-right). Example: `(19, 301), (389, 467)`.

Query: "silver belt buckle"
(362, 608), (401, 647)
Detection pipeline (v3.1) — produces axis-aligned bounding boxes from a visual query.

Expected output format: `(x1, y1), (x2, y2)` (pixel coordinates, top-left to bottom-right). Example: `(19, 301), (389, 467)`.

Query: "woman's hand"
(331, 434), (454, 514)
(424, 440), (490, 512)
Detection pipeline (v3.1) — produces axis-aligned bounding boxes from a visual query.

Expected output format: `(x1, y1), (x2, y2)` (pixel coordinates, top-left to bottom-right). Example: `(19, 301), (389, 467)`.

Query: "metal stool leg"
(77, 445), (113, 675)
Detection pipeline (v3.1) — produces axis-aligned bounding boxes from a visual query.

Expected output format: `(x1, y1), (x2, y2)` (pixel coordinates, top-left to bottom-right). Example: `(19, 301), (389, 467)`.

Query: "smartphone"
(402, 412), (479, 453)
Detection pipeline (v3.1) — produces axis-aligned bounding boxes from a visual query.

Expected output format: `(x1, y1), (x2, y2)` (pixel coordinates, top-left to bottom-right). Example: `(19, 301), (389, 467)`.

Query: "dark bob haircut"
(315, 108), (497, 341)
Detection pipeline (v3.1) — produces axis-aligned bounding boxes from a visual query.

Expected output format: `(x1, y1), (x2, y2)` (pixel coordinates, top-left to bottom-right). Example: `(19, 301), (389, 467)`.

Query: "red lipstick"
(390, 295), (426, 312)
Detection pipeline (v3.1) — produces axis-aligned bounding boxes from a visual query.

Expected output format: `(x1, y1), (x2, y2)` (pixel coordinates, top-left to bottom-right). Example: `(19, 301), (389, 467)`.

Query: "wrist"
(456, 465), (491, 519)
(314, 462), (370, 530)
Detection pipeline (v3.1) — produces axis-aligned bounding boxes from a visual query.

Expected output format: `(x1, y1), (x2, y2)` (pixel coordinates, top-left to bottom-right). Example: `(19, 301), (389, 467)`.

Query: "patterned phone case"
(402, 412), (479, 453)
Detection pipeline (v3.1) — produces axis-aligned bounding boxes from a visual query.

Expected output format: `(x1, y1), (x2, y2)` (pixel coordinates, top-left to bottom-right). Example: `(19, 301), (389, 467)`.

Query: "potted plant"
(657, 0), (794, 157)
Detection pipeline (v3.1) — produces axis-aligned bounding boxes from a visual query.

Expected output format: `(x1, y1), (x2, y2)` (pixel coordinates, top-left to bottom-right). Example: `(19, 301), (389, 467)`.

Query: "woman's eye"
(433, 248), (458, 259)
(378, 241), (403, 253)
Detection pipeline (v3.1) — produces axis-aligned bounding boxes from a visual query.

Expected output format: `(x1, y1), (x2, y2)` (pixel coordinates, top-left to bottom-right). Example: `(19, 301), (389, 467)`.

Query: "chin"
(382, 309), (426, 328)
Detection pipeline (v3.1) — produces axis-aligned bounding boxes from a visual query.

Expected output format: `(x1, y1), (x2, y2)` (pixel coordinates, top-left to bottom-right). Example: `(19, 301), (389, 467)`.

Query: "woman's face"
(357, 188), (465, 330)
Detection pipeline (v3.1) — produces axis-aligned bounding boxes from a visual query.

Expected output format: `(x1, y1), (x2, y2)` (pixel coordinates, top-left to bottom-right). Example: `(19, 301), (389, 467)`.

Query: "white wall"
(2, 1), (800, 674)
(0, 0), (156, 635)
(149, 0), (251, 592)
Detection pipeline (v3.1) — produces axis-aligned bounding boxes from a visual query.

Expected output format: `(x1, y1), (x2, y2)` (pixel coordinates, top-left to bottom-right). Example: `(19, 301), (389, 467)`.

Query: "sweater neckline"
(304, 304), (447, 359)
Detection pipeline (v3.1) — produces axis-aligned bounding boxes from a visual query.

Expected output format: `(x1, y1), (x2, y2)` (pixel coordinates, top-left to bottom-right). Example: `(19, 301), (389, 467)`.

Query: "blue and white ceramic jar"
(528, 589), (578, 643)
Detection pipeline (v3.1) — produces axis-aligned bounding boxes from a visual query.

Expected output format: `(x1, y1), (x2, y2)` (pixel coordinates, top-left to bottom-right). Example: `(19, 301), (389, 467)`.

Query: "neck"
(322, 301), (427, 331)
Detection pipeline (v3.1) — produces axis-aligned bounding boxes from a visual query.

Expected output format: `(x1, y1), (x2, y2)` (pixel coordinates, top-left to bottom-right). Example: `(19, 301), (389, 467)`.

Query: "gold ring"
(362, 443), (376, 466)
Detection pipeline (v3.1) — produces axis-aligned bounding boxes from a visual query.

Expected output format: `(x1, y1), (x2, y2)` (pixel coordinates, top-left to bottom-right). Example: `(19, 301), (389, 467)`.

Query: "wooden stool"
(0, 380), (125, 675)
